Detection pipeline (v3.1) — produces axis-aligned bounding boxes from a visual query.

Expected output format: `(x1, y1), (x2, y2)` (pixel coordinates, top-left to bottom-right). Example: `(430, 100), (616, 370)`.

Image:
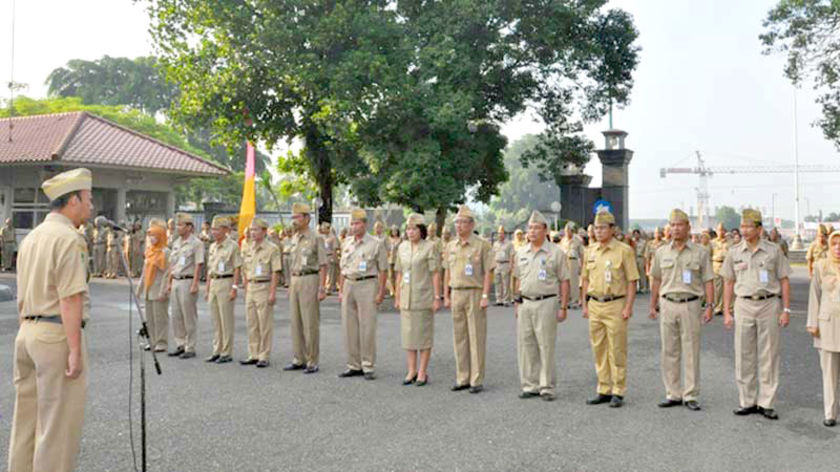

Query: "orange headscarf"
(143, 225), (168, 292)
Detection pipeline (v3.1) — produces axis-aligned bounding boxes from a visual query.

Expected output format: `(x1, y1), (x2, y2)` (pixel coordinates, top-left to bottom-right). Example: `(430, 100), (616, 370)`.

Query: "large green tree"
(761, 0), (840, 148)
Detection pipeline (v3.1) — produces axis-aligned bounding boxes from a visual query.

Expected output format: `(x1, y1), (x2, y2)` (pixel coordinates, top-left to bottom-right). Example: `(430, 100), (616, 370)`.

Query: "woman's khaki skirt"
(400, 309), (434, 350)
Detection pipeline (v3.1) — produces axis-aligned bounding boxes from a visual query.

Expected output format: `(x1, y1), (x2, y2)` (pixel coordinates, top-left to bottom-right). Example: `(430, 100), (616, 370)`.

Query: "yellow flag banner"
(237, 142), (256, 244)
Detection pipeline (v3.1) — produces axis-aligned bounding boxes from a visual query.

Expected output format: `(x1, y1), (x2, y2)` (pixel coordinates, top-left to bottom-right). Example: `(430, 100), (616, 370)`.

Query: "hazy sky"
(1, 0), (837, 220)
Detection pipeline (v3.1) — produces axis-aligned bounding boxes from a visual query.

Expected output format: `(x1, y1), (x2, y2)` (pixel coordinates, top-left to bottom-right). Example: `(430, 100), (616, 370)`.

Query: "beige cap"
(350, 209), (367, 222)
(594, 210), (615, 225)
(211, 215), (230, 229)
(741, 208), (762, 226)
(497, 225), (505, 233)
(514, 228), (523, 235)
(818, 223), (829, 236)
(565, 221), (576, 231)
(292, 202), (311, 215)
(175, 212), (193, 225)
(528, 210), (548, 226)
(320, 221), (331, 231)
(455, 205), (475, 221)
(406, 213), (425, 227)
(669, 209), (689, 223)
(42, 168), (92, 201)
(149, 218), (167, 229)
(250, 217), (269, 229)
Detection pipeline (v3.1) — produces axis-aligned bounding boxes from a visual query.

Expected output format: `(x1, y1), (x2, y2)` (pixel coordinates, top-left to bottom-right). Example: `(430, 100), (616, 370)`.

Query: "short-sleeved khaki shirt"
(341, 233), (388, 279)
(170, 233), (205, 278)
(243, 239), (282, 282)
(289, 229), (326, 275)
(493, 239), (514, 263)
(514, 242), (569, 297)
(444, 235), (496, 289)
(807, 259), (840, 351)
(17, 213), (90, 321)
(711, 237), (730, 274)
(807, 240), (829, 264)
(559, 235), (584, 261)
(208, 237), (242, 277)
(650, 241), (714, 297)
(395, 239), (440, 310)
(720, 239), (791, 297)
(581, 238), (640, 297)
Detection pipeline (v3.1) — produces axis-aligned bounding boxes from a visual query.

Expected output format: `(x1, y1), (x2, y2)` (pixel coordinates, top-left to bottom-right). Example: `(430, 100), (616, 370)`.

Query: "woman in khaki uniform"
(394, 214), (441, 386)
(137, 223), (170, 352)
(807, 229), (840, 427)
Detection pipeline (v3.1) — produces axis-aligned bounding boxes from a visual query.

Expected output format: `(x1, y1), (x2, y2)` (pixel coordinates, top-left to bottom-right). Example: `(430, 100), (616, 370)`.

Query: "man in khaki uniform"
(493, 226), (514, 306)
(444, 205), (495, 393)
(581, 210), (639, 408)
(338, 209), (388, 379)
(199, 221), (212, 281)
(711, 223), (730, 316)
(512, 211), (569, 401)
(105, 225), (121, 278)
(649, 209), (715, 411)
(129, 222), (144, 277)
(632, 229), (648, 293)
(284, 204), (327, 373)
(722, 208), (792, 420)
(241, 218), (282, 368)
(281, 227), (293, 288)
(167, 218), (178, 248)
(204, 216), (242, 364)
(1, 217), (17, 271)
(9, 168), (93, 472)
(92, 218), (108, 277)
(321, 222), (339, 295)
(807, 224), (829, 278)
(559, 222), (584, 308)
(166, 213), (204, 358)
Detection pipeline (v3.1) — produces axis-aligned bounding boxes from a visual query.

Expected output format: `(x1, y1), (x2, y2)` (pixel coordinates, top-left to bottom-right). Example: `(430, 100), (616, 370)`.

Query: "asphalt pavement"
(0, 267), (837, 472)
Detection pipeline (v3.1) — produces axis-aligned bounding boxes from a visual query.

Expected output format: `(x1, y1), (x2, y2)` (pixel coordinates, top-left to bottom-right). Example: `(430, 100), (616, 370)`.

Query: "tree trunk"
(304, 122), (334, 224)
(317, 170), (333, 224)
(435, 207), (446, 237)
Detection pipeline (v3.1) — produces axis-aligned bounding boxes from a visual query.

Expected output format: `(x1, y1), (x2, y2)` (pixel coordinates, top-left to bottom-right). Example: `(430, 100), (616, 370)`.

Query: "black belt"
(739, 294), (779, 301)
(23, 315), (86, 329)
(586, 294), (625, 303)
(496, 260), (509, 263)
(348, 275), (376, 282)
(450, 286), (481, 290)
(249, 279), (271, 284)
(662, 294), (700, 303)
(292, 270), (319, 277)
(522, 294), (557, 302)
(210, 274), (233, 279)
(173, 275), (194, 280)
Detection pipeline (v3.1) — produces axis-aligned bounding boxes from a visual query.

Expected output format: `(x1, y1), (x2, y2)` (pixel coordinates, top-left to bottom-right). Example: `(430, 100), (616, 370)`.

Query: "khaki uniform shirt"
(650, 241), (714, 297)
(341, 233), (387, 279)
(514, 242), (569, 297)
(581, 238), (640, 297)
(170, 233), (205, 278)
(644, 239), (665, 266)
(243, 239), (282, 282)
(388, 237), (401, 265)
(559, 235), (584, 262)
(493, 240), (514, 264)
(395, 239), (440, 310)
(1, 222), (16, 245)
(807, 259), (840, 351)
(208, 238), (242, 277)
(444, 235), (496, 289)
(807, 240), (829, 264)
(711, 237), (730, 275)
(17, 213), (90, 321)
(324, 233), (337, 262)
(289, 230), (326, 275)
(139, 248), (170, 301)
(720, 239), (791, 297)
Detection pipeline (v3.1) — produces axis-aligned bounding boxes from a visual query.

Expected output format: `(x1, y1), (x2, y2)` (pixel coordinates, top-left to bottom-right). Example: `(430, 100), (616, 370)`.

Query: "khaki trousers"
(819, 349), (840, 421)
(341, 278), (378, 372)
(568, 259), (581, 304)
(713, 274), (724, 313)
(660, 298), (702, 401)
(636, 257), (648, 292)
(326, 261), (338, 293)
(171, 278), (198, 352)
(9, 321), (87, 472)
(290, 274), (320, 367)
(734, 297), (781, 409)
(517, 297), (558, 395)
(93, 243), (106, 275)
(145, 298), (169, 350)
(2, 243), (14, 270)
(282, 254), (291, 287)
(494, 263), (511, 304)
(208, 278), (235, 357)
(588, 299), (628, 396)
(451, 288), (487, 387)
(245, 283), (274, 361)
(106, 247), (120, 276)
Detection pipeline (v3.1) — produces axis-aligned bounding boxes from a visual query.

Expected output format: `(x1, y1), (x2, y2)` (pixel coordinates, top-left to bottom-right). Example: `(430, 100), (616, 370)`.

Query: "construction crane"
(660, 151), (840, 228)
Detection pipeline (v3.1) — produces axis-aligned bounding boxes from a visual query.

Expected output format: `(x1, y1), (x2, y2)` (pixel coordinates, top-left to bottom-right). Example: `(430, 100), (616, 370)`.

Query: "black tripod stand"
(119, 249), (162, 472)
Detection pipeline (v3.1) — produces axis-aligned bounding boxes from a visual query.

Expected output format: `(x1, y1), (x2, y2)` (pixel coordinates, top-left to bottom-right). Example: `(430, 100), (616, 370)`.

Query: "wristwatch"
(231, 285), (239, 290)
(481, 293), (488, 299)
(783, 308), (791, 314)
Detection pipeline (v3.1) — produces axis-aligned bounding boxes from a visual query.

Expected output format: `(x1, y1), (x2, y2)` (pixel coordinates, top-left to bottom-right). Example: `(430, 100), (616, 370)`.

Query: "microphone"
(95, 216), (128, 232)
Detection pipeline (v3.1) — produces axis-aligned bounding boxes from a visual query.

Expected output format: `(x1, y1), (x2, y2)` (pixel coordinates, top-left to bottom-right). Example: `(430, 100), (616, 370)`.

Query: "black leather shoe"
(283, 363), (305, 371)
(239, 358), (258, 365)
(541, 394), (556, 402)
(758, 407), (778, 420)
(402, 375), (417, 385)
(609, 395), (624, 408)
(469, 385), (483, 394)
(824, 419), (837, 427)
(256, 360), (269, 368)
(303, 366), (319, 374)
(416, 376), (429, 387)
(586, 393), (612, 405)
(216, 356), (232, 364)
(657, 398), (682, 408)
(733, 405), (758, 416)
(451, 384), (470, 391)
(143, 344), (151, 351)
(179, 351), (196, 359)
(205, 354), (220, 363)
(518, 391), (539, 399)
(685, 400), (701, 411)
(338, 369), (364, 378)
(364, 372), (376, 380)
(168, 346), (185, 357)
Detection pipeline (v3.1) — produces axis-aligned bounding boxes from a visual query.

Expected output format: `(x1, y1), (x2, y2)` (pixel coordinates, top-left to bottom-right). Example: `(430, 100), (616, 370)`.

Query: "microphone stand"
(119, 245), (162, 472)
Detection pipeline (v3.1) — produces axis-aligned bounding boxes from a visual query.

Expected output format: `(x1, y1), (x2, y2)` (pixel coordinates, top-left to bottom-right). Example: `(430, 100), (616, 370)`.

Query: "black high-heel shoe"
(402, 374), (417, 385)
(416, 375), (429, 387)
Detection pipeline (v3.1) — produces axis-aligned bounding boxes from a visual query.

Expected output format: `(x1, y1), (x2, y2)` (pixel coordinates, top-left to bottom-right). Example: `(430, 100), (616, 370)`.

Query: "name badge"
(403, 271), (410, 284)
(179, 256), (186, 266)
(359, 260), (367, 272)
(538, 269), (547, 281)
(302, 256), (308, 266)
(465, 263), (474, 276)
(682, 269), (692, 284)
(218, 261), (225, 273)
(759, 269), (769, 285)
(256, 265), (264, 276)
(604, 261), (612, 284)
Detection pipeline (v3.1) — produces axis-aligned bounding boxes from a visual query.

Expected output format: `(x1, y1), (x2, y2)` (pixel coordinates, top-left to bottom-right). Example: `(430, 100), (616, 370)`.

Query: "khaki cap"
(211, 215), (230, 229)
(565, 221), (576, 231)
(669, 209), (689, 223)
(350, 209), (367, 222)
(594, 210), (615, 225)
(320, 221), (331, 231)
(818, 223), (829, 236)
(292, 202), (311, 215)
(514, 228), (524, 235)
(41, 168), (92, 201)
(175, 212), (193, 225)
(497, 225), (505, 233)
(528, 210), (548, 226)
(741, 208), (762, 226)
(407, 213), (425, 227)
(455, 205), (475, 221)
(149, 218), (167, 229)
(250, 218), (269, 229)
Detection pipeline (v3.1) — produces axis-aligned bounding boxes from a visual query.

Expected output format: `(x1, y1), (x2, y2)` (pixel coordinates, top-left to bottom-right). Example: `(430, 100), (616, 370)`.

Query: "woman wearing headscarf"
(807, 229), (840, 427)
(394, 214), (441, 386)
(137, 222), (171, 352)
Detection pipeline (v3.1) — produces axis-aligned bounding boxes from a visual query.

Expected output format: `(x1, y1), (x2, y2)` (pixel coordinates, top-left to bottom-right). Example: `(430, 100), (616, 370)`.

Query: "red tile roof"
(0, 112), (229, 177)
